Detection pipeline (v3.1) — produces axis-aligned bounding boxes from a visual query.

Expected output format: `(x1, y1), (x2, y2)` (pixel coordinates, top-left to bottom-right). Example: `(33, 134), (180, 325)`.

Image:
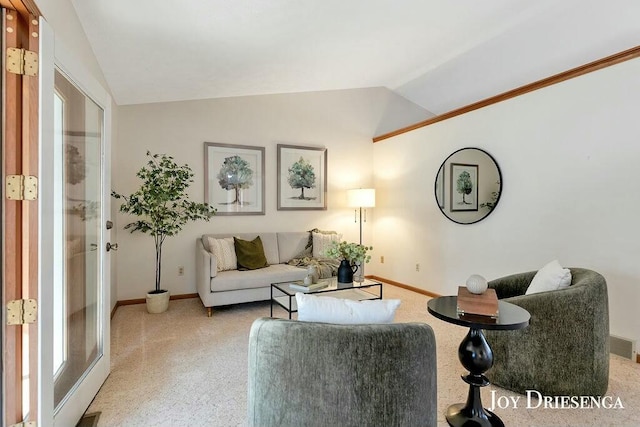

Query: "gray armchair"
(247, 318), (437, 427)
(484, 268), (609, 396)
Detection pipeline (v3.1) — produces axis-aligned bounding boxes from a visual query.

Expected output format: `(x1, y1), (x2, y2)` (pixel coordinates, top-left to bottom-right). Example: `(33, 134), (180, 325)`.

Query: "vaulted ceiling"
(71, 0), (639, 114)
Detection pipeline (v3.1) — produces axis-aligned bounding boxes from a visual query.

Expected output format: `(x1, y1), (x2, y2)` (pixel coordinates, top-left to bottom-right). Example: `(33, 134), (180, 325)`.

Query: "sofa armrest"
(488, 271), (536, 299)
(196, 239), (216, 297)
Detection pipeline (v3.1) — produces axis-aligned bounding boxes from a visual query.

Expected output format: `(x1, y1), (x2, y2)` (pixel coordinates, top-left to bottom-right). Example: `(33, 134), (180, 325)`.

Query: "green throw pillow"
(234, 236), (269, 270)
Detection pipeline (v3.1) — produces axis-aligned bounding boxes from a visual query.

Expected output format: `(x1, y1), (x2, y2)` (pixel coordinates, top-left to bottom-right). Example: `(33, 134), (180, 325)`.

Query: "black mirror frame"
(434, 147), (502, 225)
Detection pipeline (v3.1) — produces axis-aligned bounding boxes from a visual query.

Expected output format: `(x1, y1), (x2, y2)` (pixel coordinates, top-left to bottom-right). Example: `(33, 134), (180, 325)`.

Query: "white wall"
(113, 87), (427, 300)
(372, 57), (640, 344)
(37, 0), (108, 90)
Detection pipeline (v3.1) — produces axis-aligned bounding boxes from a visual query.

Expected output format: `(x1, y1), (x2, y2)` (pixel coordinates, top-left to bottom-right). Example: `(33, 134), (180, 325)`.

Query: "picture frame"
(277, 144), (327, 210)
(204, 142), (265, 215)
(450, 163), (478, 212)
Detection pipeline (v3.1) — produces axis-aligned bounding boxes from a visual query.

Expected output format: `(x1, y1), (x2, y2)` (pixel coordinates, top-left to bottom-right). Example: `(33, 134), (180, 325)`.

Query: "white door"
(39, 18), (112, 426)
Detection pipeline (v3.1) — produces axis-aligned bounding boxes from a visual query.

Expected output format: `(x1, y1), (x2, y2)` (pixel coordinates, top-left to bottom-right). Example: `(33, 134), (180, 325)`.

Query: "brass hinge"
(7, 299), (38, 325)
(10, 422), (37, 427)
(6, 47), (38, 76)
(6, 175), (38, 200)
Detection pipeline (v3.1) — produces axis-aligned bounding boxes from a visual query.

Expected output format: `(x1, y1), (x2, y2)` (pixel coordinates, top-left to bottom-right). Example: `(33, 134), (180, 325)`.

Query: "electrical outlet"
(380, 256), (384, 264)
(178, 266), (184, 276)
(415, 263), (420, 272)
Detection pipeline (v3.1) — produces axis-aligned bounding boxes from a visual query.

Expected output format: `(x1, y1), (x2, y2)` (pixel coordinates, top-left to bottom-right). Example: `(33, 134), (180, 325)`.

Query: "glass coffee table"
(271, 277), (383, 319)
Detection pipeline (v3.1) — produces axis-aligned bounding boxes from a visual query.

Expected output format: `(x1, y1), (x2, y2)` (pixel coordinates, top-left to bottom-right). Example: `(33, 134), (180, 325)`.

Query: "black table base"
(427, 296), (530, 427)
(446, 403), (503, 427)
(446, 327), (504, 427)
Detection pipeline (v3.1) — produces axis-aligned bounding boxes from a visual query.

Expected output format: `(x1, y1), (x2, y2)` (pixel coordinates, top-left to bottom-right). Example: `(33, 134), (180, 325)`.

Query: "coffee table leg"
(446, 327), (504, 427)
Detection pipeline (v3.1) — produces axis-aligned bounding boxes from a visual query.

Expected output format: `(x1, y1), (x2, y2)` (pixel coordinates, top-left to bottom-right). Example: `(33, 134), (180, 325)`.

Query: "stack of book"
(456, 286), (499, 319)
(290, 281), (328, 293)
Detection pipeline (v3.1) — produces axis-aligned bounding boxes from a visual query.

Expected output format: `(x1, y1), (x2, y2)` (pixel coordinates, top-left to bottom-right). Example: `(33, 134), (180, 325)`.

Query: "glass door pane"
(53, 69), (104, 410)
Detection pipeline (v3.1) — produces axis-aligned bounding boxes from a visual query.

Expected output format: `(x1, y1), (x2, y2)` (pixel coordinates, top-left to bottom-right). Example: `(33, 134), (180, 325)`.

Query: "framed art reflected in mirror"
(450, 163), (478, 212)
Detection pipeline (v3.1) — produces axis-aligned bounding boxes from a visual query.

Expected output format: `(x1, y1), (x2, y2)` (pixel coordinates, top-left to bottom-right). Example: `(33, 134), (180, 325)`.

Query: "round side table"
(428, 295), (530, 427)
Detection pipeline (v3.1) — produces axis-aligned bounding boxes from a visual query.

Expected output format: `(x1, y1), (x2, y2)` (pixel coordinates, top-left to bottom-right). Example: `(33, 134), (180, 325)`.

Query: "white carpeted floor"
(88, 285), (640, 426)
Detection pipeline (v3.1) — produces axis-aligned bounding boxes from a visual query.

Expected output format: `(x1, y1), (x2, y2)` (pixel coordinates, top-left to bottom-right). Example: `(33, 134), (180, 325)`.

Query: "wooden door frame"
(1, 0), (41, 424)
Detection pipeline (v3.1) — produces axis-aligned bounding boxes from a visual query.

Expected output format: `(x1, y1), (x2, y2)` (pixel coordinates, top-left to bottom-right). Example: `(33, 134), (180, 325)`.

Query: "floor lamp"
(347, 188), (376, 281)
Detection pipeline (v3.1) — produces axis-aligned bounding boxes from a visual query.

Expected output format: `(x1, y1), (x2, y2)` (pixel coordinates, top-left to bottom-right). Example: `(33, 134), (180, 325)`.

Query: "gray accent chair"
(247, 318), (438, 427)
(484, 268), (609, 396)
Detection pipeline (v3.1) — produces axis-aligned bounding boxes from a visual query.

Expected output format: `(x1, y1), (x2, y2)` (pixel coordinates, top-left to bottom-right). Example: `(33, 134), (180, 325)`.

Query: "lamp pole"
(358, 206), (363, 245)
(355, 206), (366, 282)
(347, 188), (375, 282)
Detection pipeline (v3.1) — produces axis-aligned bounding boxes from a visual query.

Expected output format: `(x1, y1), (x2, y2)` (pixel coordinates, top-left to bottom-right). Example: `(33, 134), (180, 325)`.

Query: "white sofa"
(196, 232), (310, 316)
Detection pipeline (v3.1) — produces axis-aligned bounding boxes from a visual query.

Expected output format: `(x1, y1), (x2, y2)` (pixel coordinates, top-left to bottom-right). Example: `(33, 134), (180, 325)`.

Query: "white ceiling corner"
(69, 0), (640, 111)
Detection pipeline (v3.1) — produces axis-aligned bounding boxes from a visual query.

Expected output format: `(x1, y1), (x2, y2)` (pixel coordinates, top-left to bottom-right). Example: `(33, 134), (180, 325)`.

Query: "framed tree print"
(204, 142), (265, 215)
(450, 163), (478, 211)
(277, 144), (327, 210)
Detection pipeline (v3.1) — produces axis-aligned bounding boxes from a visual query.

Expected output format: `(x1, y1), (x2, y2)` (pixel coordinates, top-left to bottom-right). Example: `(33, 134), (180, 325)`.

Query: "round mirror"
(435, 147), (502, 224)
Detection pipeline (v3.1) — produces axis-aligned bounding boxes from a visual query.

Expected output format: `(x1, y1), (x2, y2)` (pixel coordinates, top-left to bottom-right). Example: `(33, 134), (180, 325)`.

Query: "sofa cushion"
(525, 260), (572, 295)
(277, 232), (310, 263)
(235, 236), (269, 270)
(204, 233), (280, 265)
(296, 293), (401, 324)
(207, 237), (237, 272)
(312, 231), (342, 258)
(210, 264), (307, 292)
(237, 233), (279, 265)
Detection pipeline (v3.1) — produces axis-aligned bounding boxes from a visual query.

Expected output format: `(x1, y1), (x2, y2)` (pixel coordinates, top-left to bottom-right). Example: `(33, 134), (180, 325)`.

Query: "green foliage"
(112, 151), (216, 291)
(65, 144), (86, 185)
(456, 171), (473, 204)
(480, 191), (500, 211)
(325, 241), (372, 264)
(216, 155), (254, 204)
(70, 200), (100, 221)
(287, 157), (316, 199)
(480, 181), (501, 211)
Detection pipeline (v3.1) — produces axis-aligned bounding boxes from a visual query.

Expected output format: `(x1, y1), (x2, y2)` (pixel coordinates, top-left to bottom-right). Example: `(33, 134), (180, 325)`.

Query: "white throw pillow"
(312, 231), (342, 258)
(525, 260), (572, 295)
(296, 293), (401, 324)
(207, 237), (237, 272)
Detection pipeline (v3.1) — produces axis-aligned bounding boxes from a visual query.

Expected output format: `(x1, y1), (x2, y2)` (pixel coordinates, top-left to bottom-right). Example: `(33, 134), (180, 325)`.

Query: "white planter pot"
(146, 290), (170, 314)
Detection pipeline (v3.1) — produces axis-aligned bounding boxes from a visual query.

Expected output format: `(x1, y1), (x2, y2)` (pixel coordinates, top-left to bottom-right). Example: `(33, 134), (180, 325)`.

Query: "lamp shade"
(347, 188), (376, 208)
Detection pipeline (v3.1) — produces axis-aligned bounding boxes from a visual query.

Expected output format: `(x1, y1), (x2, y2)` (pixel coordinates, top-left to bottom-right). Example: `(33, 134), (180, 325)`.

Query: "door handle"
(106, 242), (118, 252)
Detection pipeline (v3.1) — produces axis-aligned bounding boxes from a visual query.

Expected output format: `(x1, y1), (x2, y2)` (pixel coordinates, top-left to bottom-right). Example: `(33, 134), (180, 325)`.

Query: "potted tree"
(112, 151), (216, 313)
